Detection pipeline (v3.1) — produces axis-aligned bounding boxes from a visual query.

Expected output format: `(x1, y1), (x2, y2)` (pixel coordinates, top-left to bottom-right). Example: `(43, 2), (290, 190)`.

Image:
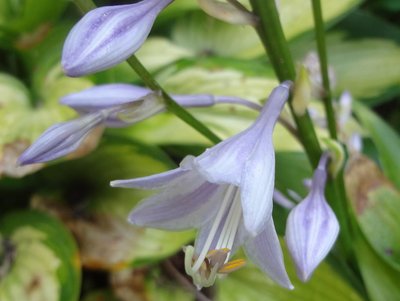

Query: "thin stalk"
(311, 0), (338, 139)
(72, 0), (221, 144)
(127, 56), (221, 144)
(249, 0), (321, 167)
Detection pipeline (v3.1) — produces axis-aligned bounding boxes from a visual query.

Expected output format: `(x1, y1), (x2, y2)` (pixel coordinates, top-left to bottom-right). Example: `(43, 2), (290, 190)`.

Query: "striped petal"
(244, 218), (293, 289)
(62, 0), (172, 76)
(60, 84), (151, 113)
(285, 153), (339, 281)
(240, 82), (290, 235)
(128, 173), (223, 230)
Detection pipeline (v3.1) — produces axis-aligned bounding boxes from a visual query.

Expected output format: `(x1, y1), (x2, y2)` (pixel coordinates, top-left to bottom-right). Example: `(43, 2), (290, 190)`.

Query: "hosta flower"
(111, 82), (293, 289)
(19, 84), (259, 164)
(62, 0), (173, 76)
(285, 152), (339, 282)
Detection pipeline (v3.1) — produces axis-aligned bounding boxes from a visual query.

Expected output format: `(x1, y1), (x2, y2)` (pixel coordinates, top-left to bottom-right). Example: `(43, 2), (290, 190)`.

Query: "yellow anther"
(218, 258), (246, 274)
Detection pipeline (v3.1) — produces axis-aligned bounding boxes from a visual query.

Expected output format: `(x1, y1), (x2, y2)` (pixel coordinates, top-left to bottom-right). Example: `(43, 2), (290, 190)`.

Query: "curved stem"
(126, 56), (221, 144)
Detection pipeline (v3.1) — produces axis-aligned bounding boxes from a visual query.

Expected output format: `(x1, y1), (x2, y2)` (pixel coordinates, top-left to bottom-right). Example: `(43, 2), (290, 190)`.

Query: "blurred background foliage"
(0, 0), (399, 300)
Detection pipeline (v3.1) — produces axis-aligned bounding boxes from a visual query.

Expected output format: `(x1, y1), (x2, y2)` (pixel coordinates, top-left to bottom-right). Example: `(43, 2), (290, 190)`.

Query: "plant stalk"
(311, 0), (338, 139)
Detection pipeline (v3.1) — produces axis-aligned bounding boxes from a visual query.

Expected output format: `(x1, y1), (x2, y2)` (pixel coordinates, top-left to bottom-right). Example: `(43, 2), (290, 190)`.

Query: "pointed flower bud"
(285, 152), (339, 282)
(18, 112), (106, 165)
(62, 0), (172, 76)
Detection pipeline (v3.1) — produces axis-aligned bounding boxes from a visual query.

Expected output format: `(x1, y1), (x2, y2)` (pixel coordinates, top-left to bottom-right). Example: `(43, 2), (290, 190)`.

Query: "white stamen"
(191, 185), (236, 272)
(215, 191), (242, 253)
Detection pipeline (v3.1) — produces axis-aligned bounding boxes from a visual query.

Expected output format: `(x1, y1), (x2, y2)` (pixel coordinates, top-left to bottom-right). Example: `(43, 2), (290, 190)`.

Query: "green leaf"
(168, 0), (360, 59)
(0, 0), (68, 33)
(345, 155), (400, 270)
(280, 0), (361, 40)
(136, 37), (193, 72)
(355, 235), (400, 301)
(0, 210), (80, 301)
(329, 35), (400, 102)
(352, 102), (400, 189)
(171, 11), (261, 58)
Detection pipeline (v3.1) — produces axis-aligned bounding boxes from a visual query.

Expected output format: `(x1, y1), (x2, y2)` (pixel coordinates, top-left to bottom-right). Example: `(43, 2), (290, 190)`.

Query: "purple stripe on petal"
(244, 218), (293, 289)
(62, 0), (173, 76)
(111, 167), (189, 190)
(285, 153), (339, 282)
(19, 112), (105, 164)
(61, 84), (151, 113)
(129, 180), (222, 230)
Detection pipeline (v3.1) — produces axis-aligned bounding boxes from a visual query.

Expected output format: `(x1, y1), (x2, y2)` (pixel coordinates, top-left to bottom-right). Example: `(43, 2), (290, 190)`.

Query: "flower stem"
(72, 0), (221, 144)
(126, 56), (221, 144)
(311, 0), (338, 139)
(249, 0), (321, 167)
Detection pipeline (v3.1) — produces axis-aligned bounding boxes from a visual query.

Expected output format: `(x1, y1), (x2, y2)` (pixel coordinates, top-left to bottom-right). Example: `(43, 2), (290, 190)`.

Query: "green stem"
(72, 0), (221, 144)
(249, 0), (321, 167)
(126, 56), (221, 144)
(249, 0), (355, 261)
(311, 0), (338, 139)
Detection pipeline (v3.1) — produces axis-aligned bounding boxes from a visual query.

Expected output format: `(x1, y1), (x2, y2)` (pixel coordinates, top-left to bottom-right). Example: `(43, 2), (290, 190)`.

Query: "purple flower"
(111, 82), (293, 289)
(62, 0), (173, 76)
(285, 152), (339, 282)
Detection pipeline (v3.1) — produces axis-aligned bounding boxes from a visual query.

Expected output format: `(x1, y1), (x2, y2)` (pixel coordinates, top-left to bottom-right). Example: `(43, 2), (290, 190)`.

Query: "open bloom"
(62, 0), (172, 76)
(19, 84), (259, 165)
(285, 152), (339, 282)
(111, 82), (293, 289)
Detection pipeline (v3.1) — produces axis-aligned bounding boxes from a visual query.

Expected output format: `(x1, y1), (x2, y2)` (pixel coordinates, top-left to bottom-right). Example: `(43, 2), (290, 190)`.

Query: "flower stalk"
(126, 56), (222, 144)
(311, 0), (338, 140)
(249, 0), (321, 168)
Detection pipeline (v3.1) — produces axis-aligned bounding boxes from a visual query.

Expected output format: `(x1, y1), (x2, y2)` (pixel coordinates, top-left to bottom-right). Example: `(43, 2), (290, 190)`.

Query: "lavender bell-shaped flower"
(62, 0), (172, 76)
(285, 152), (339, 282)
(111, 82), (294, 289)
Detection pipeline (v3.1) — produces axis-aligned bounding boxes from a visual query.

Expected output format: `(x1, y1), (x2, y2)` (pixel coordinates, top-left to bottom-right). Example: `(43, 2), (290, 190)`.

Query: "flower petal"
(111, 167), (189, 190)
(244, 218), (293, 289)
(62, 0), (172, 76)
(60, 84), (151, 113)
(111, 155), (195, 189)
(240, 81), (291, 235)
(194, 81), (291, 188)
(128, 173), (223, 230)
